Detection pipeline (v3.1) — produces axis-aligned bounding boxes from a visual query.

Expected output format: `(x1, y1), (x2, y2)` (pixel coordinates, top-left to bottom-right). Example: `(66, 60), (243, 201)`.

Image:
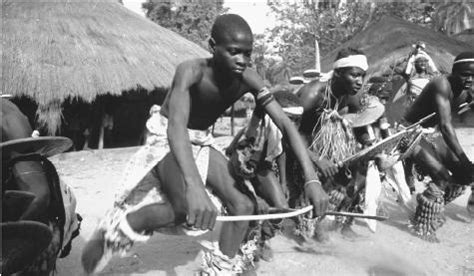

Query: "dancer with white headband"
(402, 51), (474, 242)
(294, 47), (370, 241)
(82, 14), (328, 275)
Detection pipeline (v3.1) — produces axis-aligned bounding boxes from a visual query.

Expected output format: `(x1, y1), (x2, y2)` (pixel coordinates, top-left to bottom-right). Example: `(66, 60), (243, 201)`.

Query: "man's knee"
(228, 196), (254, 216)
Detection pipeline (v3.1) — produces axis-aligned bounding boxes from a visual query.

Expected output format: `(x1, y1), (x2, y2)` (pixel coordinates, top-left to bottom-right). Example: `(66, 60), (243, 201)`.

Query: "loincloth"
(98, 110), (226, 243)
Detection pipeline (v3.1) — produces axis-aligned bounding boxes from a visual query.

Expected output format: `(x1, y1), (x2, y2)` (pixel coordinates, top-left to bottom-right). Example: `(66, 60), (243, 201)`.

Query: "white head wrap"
(414, 51), (430, 61)
(321, 54), (369, 82)
(333, 54), (369, 71)
(453, 58), (474, 65)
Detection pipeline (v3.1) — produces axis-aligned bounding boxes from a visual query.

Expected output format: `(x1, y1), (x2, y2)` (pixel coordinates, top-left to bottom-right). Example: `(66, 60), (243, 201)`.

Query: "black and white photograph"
(1, 0), (473, 275)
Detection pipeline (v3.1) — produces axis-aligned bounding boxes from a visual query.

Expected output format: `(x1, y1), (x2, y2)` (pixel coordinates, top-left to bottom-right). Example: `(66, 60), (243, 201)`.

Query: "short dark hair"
(211, 14), (253, 44)
(335, 47), (365, 61)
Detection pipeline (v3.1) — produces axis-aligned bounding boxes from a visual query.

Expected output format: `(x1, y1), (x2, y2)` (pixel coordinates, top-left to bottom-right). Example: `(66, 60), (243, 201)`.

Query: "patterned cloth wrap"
(229, 113), (283, 180)
(94, 106), (257, 274)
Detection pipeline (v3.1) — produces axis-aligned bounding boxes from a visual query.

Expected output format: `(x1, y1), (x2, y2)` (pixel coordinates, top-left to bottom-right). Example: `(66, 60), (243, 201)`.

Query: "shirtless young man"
(82, 14), (328, 274)
(404, 52), (474, 241)
(291, 48), (368, 239)
(298, 48), (367, 178)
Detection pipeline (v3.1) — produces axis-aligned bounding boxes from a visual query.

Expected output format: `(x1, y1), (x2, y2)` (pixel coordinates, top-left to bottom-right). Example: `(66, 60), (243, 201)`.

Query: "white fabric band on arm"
(333, 55), (369, 71)
(282, 106), (304, 116)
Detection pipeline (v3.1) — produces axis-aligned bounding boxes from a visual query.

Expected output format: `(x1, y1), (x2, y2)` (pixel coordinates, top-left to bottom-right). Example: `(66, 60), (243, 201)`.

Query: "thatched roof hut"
(320, 16), (472, 77)
(453, 28), (474, 46)
(2, 0), (210, 133)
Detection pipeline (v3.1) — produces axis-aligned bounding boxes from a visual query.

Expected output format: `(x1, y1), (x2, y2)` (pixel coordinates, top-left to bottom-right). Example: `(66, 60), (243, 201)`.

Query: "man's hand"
(185, 184), (218, 231)
(458, 161), (474, 185)
(304, 180), (329, 217)
(313, 158), (339, 179)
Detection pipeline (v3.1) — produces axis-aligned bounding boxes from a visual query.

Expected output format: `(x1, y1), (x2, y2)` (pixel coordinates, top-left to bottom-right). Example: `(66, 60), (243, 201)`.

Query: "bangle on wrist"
(304, 179), (321, 189)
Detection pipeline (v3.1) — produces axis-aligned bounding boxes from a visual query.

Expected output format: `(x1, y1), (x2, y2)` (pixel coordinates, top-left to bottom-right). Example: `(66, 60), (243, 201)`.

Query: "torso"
(404, 75), (465, 127)
(160, 59), (254, 130)
(298, 80), (351, 136)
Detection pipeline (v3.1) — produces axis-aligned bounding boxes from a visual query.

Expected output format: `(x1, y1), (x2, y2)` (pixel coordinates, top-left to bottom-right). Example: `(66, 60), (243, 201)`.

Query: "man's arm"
(404, 54), (415, 77)
(265, 99), (329, 216)
(298, 81), (340, 179)
(244, 69), (328, 216)
(166, 61), (217, 230)
(434, 80), (471, 164)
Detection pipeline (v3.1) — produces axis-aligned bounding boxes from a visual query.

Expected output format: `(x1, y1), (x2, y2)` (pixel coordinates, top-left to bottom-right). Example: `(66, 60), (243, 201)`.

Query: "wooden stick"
(215, 206), (389, 222)
(325, 211), (388, 221)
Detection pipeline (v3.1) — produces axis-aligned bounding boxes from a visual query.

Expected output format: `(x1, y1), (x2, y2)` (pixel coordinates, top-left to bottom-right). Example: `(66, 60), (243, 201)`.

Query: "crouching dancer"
(81, 14), (328, 275)
(403, 52), (474, 242)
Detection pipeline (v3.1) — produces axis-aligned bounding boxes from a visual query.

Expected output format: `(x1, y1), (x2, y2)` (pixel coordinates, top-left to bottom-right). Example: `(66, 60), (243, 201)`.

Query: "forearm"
(167, 124), (203, 187)
(284, 126), (318, 181)
(439, 123), (470, 163)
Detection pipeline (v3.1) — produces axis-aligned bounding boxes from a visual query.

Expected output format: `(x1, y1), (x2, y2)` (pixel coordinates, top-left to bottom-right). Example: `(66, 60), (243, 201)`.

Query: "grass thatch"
(320, 16), (472, 78)
(453, 28), (474, 46)
(2, 0), (210, 106)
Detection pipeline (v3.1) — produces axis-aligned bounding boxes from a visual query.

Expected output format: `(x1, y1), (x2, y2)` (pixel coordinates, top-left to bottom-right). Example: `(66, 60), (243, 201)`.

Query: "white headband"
(282, 106), (303, 116)
(415, 51), (429, 60)
(453, 58), (474, 65)
(333, 55), (368, 71)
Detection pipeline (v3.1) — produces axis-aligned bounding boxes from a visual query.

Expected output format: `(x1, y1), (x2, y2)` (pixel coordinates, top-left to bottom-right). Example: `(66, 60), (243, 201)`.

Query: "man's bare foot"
(81, 229), (106, 274)
(255, 240), (273, 262)
(313, 221), (330, 243)
(341, 224), (366, 241)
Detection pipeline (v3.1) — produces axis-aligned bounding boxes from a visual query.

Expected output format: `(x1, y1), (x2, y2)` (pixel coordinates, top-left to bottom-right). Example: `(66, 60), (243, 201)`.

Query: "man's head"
(209, 14), (253, 76)
(333, 48), (368, 95)
(452, 52), (474, 91)
(414, 56), (428, 73)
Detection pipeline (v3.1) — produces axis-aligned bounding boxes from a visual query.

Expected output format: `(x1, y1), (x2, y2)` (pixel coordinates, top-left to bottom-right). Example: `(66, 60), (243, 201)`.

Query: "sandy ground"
(51, 121), (473, 276)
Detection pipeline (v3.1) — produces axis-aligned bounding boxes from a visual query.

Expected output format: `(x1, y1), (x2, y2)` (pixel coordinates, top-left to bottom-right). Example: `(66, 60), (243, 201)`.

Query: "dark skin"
(127, 27), (328, 257)
(298, 66), (366, 179)
(404, 61), (474, 188)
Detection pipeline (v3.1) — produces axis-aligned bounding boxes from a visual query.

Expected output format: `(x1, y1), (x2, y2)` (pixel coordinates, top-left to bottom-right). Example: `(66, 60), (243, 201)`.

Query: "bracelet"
(304, 180), (321, 189)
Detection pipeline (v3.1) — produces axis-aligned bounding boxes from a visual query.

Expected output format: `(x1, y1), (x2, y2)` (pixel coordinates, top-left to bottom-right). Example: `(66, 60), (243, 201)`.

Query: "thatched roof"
(2, 0), (210, 106)
(453, 28), (474, 46)
(320, 16), (472, 77)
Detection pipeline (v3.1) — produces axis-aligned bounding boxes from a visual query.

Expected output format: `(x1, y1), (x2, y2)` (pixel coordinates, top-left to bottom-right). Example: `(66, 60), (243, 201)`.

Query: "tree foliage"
(142, 0), (228, 49)
(256, 0), (472, 85)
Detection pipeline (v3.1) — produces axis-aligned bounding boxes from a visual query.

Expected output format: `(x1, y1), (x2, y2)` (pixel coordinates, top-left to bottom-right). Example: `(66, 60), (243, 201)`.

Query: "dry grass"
(2, 0), (210, 129)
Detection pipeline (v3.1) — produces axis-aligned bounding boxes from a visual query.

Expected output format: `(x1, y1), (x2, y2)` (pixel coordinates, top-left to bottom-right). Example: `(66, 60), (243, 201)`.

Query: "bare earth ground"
(52, 118), (473, 276)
